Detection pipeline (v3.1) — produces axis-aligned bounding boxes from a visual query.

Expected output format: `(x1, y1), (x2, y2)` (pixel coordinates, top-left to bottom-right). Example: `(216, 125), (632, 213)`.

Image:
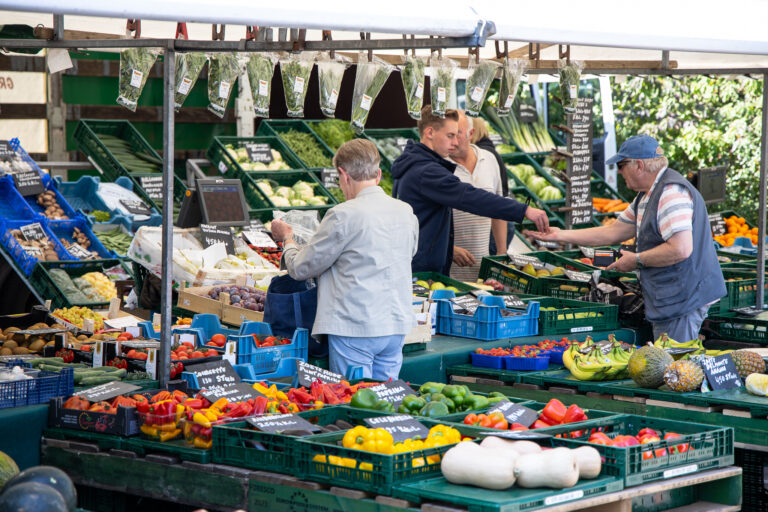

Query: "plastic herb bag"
(497, 58), (528, 116)
(207, 53), (241, 118)
(558, 59), (584, 113)
(350, 55), (394, 134)
(400, 56), (426, 120)
(174, 52), (207, 112)
(280, 53), (315, 118)
(245, 53), (277, 117)
(117, 48), (160, 111)
(317, 54), (348, 118)
(464, 59), (500, 117)
(429, 54), (457, 118)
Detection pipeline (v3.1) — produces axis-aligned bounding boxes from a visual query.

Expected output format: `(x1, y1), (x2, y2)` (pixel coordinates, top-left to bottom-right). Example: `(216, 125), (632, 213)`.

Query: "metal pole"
(756, 73), (768, 309)
(158, 46), (175, 387)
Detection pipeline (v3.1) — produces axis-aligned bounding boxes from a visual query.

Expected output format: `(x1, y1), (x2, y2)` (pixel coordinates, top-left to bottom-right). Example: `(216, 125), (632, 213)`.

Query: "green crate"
(717, 249), (756, 269)
(74, 119), (161, 182)
(519, 368), (623, 394)
(708, 269), (767, 316)
(598, 380), (713, 407)
(121, 436), (211, 463)
(206, 135), (307, 179)
(43, 427), (124, 451)
(243, 170), (337, 213)
(532, 297), (619, 335)
(363, 128), (420, 170)
(689, 388), (768, 417)
(212, 406), (389, 473)
(448, 363), (539, 384)
(478, 255), (593, 296)
(258, 120), (335, 169)
(30, 259), (134, 310)
(413, 271), (478, 297)
(708, 312), (768, 344)
(128, 172), (187, 214)
(547, 414), (734, 487)
(538, 269), (638, 301)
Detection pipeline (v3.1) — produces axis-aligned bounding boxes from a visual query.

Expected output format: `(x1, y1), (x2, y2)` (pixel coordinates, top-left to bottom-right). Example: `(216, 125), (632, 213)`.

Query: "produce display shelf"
(30, 258), (131, 310)
(708, 311), (768, 344)
(679, 388), (768, 417)
(519, 368), (627, 394)
(478, 255), (592, 296)
(508, 186), (559, 220)
(598, 380), (714, 407)
(243, 169), (337, 212)
(0, 365), (73, 409)
(362, 128), (420, 170)
(531, 297), (620, 335)
(121, 436), (211, 464)
(22, 177), (80, 221)
(43, 427), (124, 451)
(228, 325), (308, 381)
(449, 363), (550, 384)
(708, 269), (768, 316)
(412, 271), (478, 296)
(48, 218), (113, 260)
(206, 135), (307, 178)
(0, 218), (73, 276)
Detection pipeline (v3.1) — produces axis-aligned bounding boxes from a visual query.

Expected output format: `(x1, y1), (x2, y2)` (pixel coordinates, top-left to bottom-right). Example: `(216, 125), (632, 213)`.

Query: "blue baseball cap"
(606, 135), (664, 166)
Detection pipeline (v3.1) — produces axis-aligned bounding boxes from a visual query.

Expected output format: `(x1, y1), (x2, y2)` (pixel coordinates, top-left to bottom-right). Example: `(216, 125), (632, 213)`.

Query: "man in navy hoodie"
(391, 106), (550, 274)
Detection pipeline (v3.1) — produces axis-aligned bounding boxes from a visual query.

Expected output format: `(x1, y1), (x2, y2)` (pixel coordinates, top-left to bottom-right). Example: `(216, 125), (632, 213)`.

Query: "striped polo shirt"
(618, 168), (693, 240)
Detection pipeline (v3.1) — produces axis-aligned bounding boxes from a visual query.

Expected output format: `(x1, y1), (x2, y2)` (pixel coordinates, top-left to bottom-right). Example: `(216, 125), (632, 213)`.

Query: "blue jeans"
(651, 305), (710, 343)
(328, 334), (405, 380)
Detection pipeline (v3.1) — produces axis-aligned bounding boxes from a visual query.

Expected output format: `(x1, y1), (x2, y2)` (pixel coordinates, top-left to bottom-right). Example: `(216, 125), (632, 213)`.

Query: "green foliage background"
(611, 76), (763, 224)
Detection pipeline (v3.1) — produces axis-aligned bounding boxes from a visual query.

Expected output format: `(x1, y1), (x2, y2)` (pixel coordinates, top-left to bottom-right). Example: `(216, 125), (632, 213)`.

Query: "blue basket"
(505, 355), (550, 371)
(0, 219), (73, 275)
(174, 314), (241, 348)
(433, 290), (540, 341)
(470, 352), (509, 369)
(47, 218), (112, 260)
(22, 176), (80, 220)
(0, 362), (73, 409)
(230, 323), (308, 380)
(0, 175), (40, 221)
(543, 348), (566, 365)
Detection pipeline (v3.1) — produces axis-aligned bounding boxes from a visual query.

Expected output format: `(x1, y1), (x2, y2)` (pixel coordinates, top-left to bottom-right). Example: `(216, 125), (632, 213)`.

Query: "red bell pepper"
(321, 386), (340, 405)
(464, 413), (478, 425)
(562, 404), (587, 424)
(253, 396), (268, 415)
(531, 419), (554, 430)
(487, 412), (508, 430)
(509, 423), (529, 431)
(540, 399), (567, 425)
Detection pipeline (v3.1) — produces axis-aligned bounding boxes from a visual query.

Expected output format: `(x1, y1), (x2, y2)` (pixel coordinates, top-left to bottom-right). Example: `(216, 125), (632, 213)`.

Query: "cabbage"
(290, 198), (307, 206)
(292, 181), (315, 201)
(308, 197), (327, 206)
(527, 176), (549, 195)
(539, 186), (563, 201)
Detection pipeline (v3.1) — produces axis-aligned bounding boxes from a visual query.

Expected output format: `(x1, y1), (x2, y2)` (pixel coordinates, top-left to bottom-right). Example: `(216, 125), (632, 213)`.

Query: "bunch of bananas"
(564, 335), (636, 381)
(652, 333), (730, 358)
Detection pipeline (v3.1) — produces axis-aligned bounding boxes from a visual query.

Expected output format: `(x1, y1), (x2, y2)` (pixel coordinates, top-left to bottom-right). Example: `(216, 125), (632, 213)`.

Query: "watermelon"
(0, 452), (18, 492)
(0, 481), (68, 512)
(2, 466), (76, 512)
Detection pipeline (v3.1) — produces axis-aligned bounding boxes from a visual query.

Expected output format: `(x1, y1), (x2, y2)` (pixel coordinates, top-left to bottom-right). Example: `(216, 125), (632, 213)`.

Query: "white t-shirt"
(448, 145), (504, 282)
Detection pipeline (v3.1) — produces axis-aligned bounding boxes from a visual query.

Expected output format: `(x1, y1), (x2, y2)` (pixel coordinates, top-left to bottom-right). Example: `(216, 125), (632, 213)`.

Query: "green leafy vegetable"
(91, 210), (111, 223)
(317, 57), (347, 117)
(497, 58), (527, 116)
(280, 54), (314, 117)
(117, 48), (159, 112)
(207, 53), (241, 118)
(174, 52), (207, 112)
(94, 227), (133, 255)
(246, 53), (277, 117)
(464, 59), (499, 117)
(400, 56), (426, 120)
(309, 120), (355, 152)
(279, 129), (332, 168)
(429, 55), (456, 117)
(558, 59), (584, 113)
(350, 57), (393, 134)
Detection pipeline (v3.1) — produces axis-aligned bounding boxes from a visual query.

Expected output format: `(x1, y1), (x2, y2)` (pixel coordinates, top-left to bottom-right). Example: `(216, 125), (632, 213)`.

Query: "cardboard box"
(176, 285), (223, 316)
(405, 299), (432, 344)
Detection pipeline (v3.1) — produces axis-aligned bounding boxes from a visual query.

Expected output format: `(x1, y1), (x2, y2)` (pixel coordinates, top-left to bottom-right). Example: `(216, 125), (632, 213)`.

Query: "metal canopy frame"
(1, 19), (766, 387)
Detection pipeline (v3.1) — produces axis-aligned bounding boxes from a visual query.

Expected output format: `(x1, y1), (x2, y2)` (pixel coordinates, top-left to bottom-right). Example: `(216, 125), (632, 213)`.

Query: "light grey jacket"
(282, 186), (419, 337)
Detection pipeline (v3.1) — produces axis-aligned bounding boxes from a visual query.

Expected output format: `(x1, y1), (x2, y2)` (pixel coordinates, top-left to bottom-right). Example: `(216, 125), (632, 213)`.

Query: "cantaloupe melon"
(628, 345), (673, 388)
(0, 452), (19, 491)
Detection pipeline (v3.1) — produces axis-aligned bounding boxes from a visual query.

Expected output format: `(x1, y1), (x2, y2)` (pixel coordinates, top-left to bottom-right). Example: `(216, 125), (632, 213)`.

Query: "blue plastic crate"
(47, 218), (113, 260)
(173, 314), (240, 348)
(22, 176), (80, 220)
(0, 363), (73, 409)
(505, 355), (550, 371)
(543, 348), (566, 365)
(0, 218), (73, 275)
(0, 175), (40, 221)
(231, 323), (308, 380)
(470, 352), (508, 369)
(9, 138), (49, 184)
(433, 291), (540, 340)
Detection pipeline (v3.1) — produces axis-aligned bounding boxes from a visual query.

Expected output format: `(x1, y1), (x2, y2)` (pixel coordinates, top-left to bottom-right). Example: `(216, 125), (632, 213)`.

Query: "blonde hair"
(471, 117), (488, 143)
(332, 139), (380, 181)
(417, 105), (459, 136)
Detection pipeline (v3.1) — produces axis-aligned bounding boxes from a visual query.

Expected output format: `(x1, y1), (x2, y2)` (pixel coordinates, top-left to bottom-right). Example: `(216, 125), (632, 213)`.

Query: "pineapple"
(664, 360), (704, 393)
(730, 350), (766, 378)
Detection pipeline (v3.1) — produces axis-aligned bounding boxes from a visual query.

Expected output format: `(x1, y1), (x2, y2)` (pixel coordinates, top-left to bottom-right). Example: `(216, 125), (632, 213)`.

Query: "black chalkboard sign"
(519, 104), (539, 124)
(370, 379), (417, 405)
(139, 175), (164, 200)
(13, 170), (45, 196)
(0, 140), (13, 160)
(508, 254), (546, 269)
(412, 283), (429, 295)
(563, 269), (592, 283)
(247, 413), (321, 434)
(200, 223), (235, 254)
(450, 295), (483, 315)
(20, 222), (46, 241)
(501, 295), (526, 309)
(487, 400), (539, 428)
(187, 359), (240, 391)
(534, 239), (561, 250)
(320, 168), (339, 189)
(566, 98), (594, 227)
(296, 360), (343, 387)
(120, 199), (153, 216)
(67, 243), (93, 260)
(709, 213), (727, 237)
(702, 354), (742, 391)
(664, 347), (700, 356)
(245, 143), (274, 163)
(488, 134), (505, 147)
(201, 383), (264, 404)
(78, 381), (141, 402)
(364, 415), (430, 443)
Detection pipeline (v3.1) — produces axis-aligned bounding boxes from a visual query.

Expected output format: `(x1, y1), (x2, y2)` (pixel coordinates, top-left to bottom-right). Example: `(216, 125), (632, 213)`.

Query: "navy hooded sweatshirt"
(391, 140), (528, 275)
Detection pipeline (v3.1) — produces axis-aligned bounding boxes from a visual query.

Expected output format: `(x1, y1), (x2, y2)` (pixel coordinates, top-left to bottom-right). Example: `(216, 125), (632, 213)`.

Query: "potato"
(3, 327), (19, 336)
(28, 340), (45, 352)
(12, 347), (30, 355)
(0, 348), (11, 356)
(2, 340), (17, 350)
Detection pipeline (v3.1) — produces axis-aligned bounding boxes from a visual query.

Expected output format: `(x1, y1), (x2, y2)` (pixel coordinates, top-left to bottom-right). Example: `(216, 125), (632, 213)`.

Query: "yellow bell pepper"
(343, 426), (371, 450)
(341, 457), (357, 468)
(211, 398), (228, 411)
(193, 412), (211, 428)
(154, 422), (179, 432)
(193, 437), (213, 449)
(312, 454), (327, 464)
(175, 404), (185, 422)
(359, 462), (373, 471)
(372, 428), (394, 454)
(412, 457), (426, 468)
(183, 421), (192, 438)
(204, 409), (218, 422)
(252, 382), (270, 395)
(393, 442), (409, 454)
(159, 428), (181, 442)
(140, 424), (158, 437)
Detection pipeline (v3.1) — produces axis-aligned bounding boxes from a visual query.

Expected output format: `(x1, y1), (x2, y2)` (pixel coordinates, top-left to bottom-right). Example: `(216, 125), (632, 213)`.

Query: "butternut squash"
(572, 446), (602, 479)
(479, 437), (541, 456)
(514, 447), (579, 489)
(441, 442), (517, 490)
(479, 436), (522, 460)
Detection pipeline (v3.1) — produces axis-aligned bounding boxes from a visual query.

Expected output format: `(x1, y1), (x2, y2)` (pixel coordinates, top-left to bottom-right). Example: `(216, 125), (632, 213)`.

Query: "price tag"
(320, 168), (339, 189)
(701, 354), (742, 391)
(665, 346), (700, 356)
(130, 69), (143, 88)
(437, 87), (446, 102)
(67, 243), (92, 260)
(545, 490), (584, 506)
(579, 246), (595, 258)
(186, 359), (240, 392)
(412, 283), (429, 295)
(223, 340), (237, 365)
(77, 381), (141, 402)
(25, 247), (43, 258)
(369, 379), (417, 406)
(258, 79), (269, 97)
(360, 94), (373, 111)
(329, 88), (339, 107)
(0, 140), (14, 160)
(245, 143), (274, 163)
(218, 161), (227, 174)
(139, 176), (164, 200)
(145, 348), (157, 379)
(488, 133), (505, 146)
(501, 295), (526, 309)
(20, 222), (46, 241)
(508, 254), (545, 270)
(487, 400), (539, 427)
(563, 269), (592, 282)
(178, 77), (193, 95)
(247, 413), (321, 434)
(120, 199), (153, 216)
(709, 213), (727, 236)
(293, 76), (305, 93)
(449, 295), (483, 315)
(395, 138), (410, 152)
(415, 82), (424, 99)
(470, 86), (484, 102)
(503, 94), (514, 109)
(219, 80), (231, 99)
(569, 84), (578, 99)
(363, 415), (430, 443)
(12, 170), (45, 196)
(296, 360), (344, 387)
(534, 239), (561, 250)
(200, 223), (235, 254)
(242, 230), (278, 249)
(519, 104), (539, 124)
(201, 383), (263, 404)
(92, 340), (103, 367)
(83, 317), (95, 333)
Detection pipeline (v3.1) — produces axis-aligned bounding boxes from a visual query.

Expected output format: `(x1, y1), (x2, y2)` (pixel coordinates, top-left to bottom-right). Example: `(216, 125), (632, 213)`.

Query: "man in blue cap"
(529, 135), (726, 342)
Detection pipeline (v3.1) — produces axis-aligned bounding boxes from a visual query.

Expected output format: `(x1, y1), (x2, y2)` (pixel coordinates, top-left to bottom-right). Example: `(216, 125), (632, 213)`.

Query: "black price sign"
(702, 354), (742, 391)
(186, 359), (240, 392)
(296, 360), (343, 387)
(78, 381), (141, 402)
(67, 243), (92, 260)
(449, 295), (483, 315)
(519, 104), (539, 124)
(247, 413), (321, 434)
(320, 168), (339, 189)
(412, 283), (429, 295)
(201, 383), (264, 404)
(370, 379), (417, 406)
(488, 133), (505, 146)
(534, 239), (561, 250)
(245, 143), (274, 163)
(139, 176), (164, 200)
(508, 254), (545, 269)
(487, 400), (539, 428)
(709, 213), (727, 237)
(20, 222), (46, 241)
(563, 269), (592, 282)
(12, 170), (45, 196)
(120, 199), (153, 216)
(501, 295), (526, 309)
(0, 140), (14, 160)
(664, 347), (700, 356)
(364, 415), (430, 443)
(200, 223), (235, 254)
(730, 306), (766, 317)
(566, 98), (594, 227)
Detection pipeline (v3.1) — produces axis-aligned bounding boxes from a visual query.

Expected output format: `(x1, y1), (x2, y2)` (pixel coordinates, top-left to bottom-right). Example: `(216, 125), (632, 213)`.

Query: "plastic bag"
(350, 55), (394, 134)
(558, 59), (584, 113)
(400, 56), (426, 120)
(174, 53), (207, 111)
(49, 269), (90, 303)
(429, 54), (457, 118)
(117, 48), (159, 112)
(272, 210), (320, 248)
(464, 59), (500, 117)
(317, 54), (348, 118)
(207, 53), (241, 118)
(245, 53), (277, 117)
(280, 53), (314, 117)
(497, 58), (528, 116)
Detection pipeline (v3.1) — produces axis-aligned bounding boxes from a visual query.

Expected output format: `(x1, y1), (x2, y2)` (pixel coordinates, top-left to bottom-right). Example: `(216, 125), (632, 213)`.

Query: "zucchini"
(79, 375), (122, 386)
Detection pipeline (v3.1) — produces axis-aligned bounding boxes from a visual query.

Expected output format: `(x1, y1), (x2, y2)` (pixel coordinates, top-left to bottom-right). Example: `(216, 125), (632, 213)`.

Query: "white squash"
(572, 446), (602, 479)
(514, 447), (579, 489)
(746, 373), (768, 396)
(441, 442), (517, 490)
(479, 437), (522, 460)
(479, 437), (541, 456)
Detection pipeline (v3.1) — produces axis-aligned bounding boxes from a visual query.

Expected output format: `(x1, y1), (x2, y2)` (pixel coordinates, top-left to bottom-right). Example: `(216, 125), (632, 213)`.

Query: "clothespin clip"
(126, 19), (141, 39)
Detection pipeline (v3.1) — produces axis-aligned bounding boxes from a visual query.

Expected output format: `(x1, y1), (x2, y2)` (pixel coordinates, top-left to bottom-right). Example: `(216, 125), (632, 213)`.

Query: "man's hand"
(270, 219), (293, 242)
(453, 246), (476, 267)
(524, 206), (550, 232)
(526, 226), (563, 242)
(607, 249), (638, 272)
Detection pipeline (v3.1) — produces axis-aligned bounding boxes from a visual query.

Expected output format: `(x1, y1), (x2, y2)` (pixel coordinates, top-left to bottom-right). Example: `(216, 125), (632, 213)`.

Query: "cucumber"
(99, 366), (124, 373)
(28, 357), (63, 367)
(79, 375), (122, 386)
(38, 364), (63, 372)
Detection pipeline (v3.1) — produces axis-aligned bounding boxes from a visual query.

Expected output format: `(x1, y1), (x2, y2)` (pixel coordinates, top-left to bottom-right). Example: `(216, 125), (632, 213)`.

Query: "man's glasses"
(617, 160), (633, 170)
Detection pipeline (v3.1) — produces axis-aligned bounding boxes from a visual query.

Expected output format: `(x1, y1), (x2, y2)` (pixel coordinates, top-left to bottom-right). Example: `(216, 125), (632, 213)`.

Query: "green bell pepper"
(465, 394), (489, 411)
(488, 391), (507, 399)
(442, 384), (468, 407)
(350, 388), (378, 409)
(427, 393), (455, 413)
(418, 382), (446, 396)
(419, 401), (450, 418)
(398, 394), (426, 414)
(487, 396), (505, 405)
(374, 399), (395, 412)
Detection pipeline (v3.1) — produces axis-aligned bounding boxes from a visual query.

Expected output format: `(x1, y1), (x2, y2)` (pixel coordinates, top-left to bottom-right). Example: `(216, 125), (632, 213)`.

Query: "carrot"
(606, 202), (629, 213)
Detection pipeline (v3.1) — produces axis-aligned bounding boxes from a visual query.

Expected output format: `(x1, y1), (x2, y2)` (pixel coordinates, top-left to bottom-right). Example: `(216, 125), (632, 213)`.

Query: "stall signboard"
(245, 143), (274, 163)
(296, 361), (343, 387)
(13, 170), (45, 196)
(200, 223), (236, 254)
(247, 413), (321, 433)
(566, 98), (594, 226)
(364, 415), (430, 443)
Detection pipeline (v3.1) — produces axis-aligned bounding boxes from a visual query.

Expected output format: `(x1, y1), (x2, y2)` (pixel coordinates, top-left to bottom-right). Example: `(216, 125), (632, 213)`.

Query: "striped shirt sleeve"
(657, 184), (693, 240)
(617, 201), (636, 224)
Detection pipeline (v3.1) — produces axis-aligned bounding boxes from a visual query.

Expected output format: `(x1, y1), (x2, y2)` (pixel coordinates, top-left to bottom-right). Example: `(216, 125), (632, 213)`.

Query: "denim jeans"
(328, 334), (405, 380)
(651, 305), (710, 343)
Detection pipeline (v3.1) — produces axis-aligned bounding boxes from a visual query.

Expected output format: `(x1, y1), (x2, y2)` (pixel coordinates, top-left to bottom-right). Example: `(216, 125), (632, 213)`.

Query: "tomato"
(191, 351), (204, 359)
(205, 349), (218, 357)
(210, 334), (227, 347)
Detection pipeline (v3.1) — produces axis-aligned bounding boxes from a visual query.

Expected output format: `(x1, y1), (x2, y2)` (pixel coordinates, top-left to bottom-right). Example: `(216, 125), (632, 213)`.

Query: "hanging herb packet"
(558, 59), (584, 113)
(245, 53), (277, 117)
(117, 48), (159, 112)
(464, 59), (500, 117)
(280, 53), (314, 118)
(497, 58), (528, 116)
(350, 56), (394, 134)
(317, 55), (348, 118)
(400, 56), (426, 120)
(207, 53), (241, 118)
(174, 52), (207, 112)
(429, 55), (457, 118)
